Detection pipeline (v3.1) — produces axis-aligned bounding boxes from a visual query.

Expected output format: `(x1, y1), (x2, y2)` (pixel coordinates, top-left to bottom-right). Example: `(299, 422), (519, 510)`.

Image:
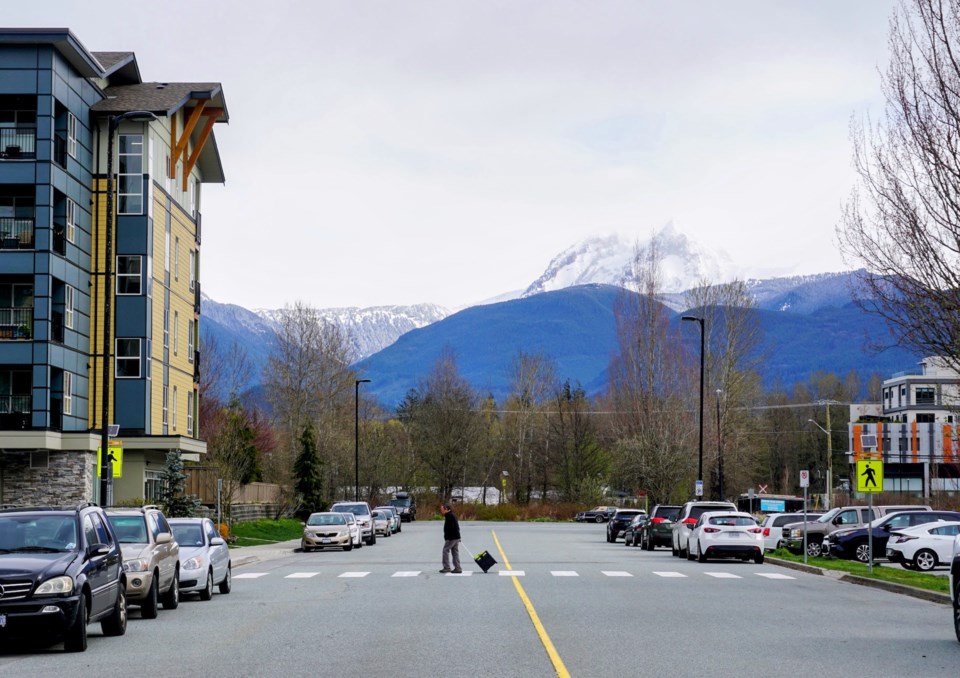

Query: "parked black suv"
(0, 503), (127, 652)
(607, 509), (646, 542)
(389, 492), (417, 522)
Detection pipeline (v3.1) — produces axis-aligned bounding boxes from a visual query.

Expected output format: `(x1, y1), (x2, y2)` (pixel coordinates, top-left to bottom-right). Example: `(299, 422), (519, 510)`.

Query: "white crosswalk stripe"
(233, 572), (268, 579)
(499, 570), (525, 577)
(286, 572), (320, 579)
(653, 571), (687, 578)
(392, 571), (421, 577)
(447, 570), (472, 576)
(755, 572), (795, 580)
(704, 572), (741, 579)
(234, 569), (800, 580)
(339, 572), (370, 578)
(601, 571), (633, 577)
(551, 571), (579, 577)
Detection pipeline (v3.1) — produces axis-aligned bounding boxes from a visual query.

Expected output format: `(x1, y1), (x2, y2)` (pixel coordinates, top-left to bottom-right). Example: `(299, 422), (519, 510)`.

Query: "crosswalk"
(233, 569), (796, 581)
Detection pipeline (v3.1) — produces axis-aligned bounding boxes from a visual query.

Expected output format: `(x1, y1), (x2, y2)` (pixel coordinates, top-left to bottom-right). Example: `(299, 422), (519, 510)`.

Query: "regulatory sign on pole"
(799, 470), (810, 488)
(695, 480), (703, 497)
(856, 460), (883, 493)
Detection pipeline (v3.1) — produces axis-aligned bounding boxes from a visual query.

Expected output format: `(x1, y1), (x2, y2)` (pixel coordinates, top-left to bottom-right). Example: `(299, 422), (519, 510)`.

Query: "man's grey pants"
(442, 539), (461, 570)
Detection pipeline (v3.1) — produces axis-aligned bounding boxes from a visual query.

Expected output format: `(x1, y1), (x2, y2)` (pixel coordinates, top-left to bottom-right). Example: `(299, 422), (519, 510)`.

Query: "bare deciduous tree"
(838, 0), (960, 371)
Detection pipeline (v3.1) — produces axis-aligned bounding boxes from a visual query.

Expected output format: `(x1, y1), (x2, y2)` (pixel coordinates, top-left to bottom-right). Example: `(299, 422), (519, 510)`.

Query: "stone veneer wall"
(1, 451), (96, 505)
(230, 504), (282, 522)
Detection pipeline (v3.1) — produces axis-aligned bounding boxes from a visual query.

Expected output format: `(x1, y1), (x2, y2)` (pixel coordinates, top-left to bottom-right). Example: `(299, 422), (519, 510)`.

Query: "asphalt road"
(1, 521), (957, 677)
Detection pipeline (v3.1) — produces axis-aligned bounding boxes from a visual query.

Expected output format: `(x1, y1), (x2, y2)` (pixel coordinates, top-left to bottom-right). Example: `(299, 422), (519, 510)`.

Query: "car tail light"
(747, 527), (762, 534)
(892, 534), (916, 543)
(682, 518), (697, 526)
(704, 527), (720, 533)
(762, 527), (770, 536)
(650, 517), (666, 524)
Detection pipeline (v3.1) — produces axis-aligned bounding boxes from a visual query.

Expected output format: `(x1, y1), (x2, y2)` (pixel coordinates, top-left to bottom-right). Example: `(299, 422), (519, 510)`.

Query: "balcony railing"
(0, 307), (33, 340)
(0, 394), (30, 414)
(0, 218), (34, 249)
(0, 127), (36, 160)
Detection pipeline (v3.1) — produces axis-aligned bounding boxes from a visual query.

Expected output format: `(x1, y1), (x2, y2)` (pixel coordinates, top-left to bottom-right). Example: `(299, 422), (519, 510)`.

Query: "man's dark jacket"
(444, 511), (461, 541)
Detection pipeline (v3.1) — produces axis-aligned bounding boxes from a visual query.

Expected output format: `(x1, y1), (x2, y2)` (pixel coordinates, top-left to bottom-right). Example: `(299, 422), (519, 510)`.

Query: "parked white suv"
(330, 501), (376, 545)
(671, 501), (737, 558)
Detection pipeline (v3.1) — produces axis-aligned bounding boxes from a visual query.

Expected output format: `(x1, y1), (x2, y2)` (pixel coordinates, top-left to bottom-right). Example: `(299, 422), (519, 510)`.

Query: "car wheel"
(686, 544), (696, 561)
(697, 542), (708, 563)
(606, 531), (613, 543)
(162, 570), (180, 609)
(219, 566), (232, 595)
(63, 593), (88, 652)
(595, 515), (604, 523)
(344, 541), (353, 551)
(200, 569), (214, 601)
(101, 583), (127, 637)
(854, 541), (871, 564)
(806, 539), (823, 558)
(672, 542), (679, 557)
(141, 578), (159, 619)
(680, 544), (688, 559)
(302, 542), (311, 552)
(754, 551), (765, 565)
(913, 549), (938, 572)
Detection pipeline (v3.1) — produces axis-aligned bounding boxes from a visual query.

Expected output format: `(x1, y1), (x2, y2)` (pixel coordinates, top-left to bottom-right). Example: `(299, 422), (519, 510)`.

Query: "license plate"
(727, 532), (742, 538)
(0, 614), (6, 628)
(321, 538), (332, 544)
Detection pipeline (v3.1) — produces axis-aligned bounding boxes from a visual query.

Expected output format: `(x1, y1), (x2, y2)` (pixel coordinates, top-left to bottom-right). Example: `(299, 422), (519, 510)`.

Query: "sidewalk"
(230, 538), (300, 568)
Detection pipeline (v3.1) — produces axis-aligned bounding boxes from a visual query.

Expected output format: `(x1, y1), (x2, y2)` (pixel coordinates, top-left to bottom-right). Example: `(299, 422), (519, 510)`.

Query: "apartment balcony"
(0, 394), (30, 430)
(0, 217), (33, 249)
(193, 350), (200, 382)
(0, 307), (33, 340)
(0, 127), (36, 160)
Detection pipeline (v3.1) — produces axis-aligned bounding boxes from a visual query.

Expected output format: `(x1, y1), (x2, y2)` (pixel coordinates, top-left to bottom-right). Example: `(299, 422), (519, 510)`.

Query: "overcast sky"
(9, 1), (897, 310)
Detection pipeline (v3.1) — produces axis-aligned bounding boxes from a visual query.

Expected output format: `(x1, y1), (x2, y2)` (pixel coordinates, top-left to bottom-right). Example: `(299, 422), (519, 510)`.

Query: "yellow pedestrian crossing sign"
(97, 443), (123, 479)
(856, 459), (882, 493)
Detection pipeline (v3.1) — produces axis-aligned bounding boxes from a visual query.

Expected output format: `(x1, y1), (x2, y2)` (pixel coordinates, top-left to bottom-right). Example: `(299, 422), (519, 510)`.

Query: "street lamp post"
(355, 379), (371, 502)
(808, 414), (834, 510)
(682, 315), (705, 497)
(99, 110), (157, 507)
(716, 388), (723, 501)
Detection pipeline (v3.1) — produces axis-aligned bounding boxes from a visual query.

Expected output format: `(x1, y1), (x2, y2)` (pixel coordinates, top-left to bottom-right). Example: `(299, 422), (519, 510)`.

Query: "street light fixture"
(716, 388), (723, 501)
(355, 379), (371, 502)
(99, 110), (158, 507)
(682, 315), (705, 497)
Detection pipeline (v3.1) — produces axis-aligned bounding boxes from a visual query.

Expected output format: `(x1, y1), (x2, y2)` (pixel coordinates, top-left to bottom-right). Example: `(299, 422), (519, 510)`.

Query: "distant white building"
(848, 357), (960, 497)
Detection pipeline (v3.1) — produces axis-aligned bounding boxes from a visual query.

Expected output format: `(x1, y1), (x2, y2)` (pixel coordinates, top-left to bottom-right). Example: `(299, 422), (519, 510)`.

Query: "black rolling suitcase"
(462, 543), (497, 573)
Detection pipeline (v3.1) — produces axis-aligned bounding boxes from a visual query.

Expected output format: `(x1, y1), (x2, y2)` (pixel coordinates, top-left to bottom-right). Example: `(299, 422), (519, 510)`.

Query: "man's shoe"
(452, 568), (463, 574)
(439, 568), (452, 573)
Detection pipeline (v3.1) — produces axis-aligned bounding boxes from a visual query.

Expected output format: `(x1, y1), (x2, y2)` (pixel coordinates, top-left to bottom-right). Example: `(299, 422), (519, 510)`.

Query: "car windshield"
(171, 523), (205, 547)
(390, 499), (411, 507)
(816, 508), (841, 524)
(333, 505), (367, 516)
(709, 516), (756, 527)
(657, 508), (681, 520)
(308, 514), (346, 526)
(107, 516), (149, 543)
(0, 515), (77, 552)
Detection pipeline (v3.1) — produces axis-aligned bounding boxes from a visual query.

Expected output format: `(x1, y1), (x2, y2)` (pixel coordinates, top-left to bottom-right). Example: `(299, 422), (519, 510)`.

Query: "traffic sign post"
(695, 480), (703, 498)
(799, 470), (809, 564)
(856, 459), (883, 573)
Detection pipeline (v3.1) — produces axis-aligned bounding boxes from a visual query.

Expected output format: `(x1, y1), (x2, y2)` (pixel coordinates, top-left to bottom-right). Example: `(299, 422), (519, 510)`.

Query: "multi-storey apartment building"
(0, 29), (227, 504)
(848, 357), (960, 497)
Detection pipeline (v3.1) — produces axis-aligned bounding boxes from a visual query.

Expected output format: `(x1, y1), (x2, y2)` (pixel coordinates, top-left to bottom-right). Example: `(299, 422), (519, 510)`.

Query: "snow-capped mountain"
(523, 224), (737, 298)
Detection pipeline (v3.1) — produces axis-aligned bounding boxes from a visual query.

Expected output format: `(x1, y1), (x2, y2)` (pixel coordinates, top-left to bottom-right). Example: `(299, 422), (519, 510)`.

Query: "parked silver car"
(169, 518), (232, 600)
(330, 502), (376, 545)
(302, 512), (360, 551)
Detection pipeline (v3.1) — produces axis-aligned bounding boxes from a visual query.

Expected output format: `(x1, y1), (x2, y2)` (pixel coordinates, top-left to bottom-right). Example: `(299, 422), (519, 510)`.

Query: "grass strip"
(771, 549), (949, 594)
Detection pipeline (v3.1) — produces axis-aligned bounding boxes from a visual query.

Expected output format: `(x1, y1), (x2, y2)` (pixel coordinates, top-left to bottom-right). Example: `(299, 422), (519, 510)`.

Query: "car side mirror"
(210, 537), (225, 546)
(156, 532), (172, 544)
(88, 543), (110, 558)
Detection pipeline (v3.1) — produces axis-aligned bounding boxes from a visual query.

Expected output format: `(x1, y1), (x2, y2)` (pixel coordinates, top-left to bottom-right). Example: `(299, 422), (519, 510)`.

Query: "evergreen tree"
(293, 422), (325, 518)
(158, 450), (202, 517)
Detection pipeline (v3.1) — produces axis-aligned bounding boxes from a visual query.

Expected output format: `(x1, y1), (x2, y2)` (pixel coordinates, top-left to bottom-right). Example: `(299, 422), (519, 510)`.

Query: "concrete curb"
(230, 539), (300, 569)
(767, 556), (950, 605)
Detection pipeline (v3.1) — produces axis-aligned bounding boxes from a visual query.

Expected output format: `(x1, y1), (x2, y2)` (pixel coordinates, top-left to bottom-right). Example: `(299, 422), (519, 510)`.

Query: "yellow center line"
(491, 530), (571, 678)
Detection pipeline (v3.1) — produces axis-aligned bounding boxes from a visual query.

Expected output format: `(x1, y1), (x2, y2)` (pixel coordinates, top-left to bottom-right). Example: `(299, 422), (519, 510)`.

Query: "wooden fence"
(184, 466), (281, 505)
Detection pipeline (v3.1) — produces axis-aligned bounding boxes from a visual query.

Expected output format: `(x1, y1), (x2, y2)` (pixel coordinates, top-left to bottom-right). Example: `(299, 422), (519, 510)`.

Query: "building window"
(66, 113), (77, 158)
(162, 385), (168, 432)
(187, 391), (194, 436)
(116, 338), (141, 378)
(173, 311), (179, 356)
(116, 255), (142, 295)
(146, 338), (151, 380)
(188, 179), (196, 216)
(174, 237), (179, 281)
(915, 413), (935, 423)
(64, 284), (74, 329)
(163, 309), (169, 350)
(145, 470), (163, 502)
(189, 250), (196, 292)
(172, 386), (178, 431)
(915, 387), (935, 406)
(66, 198), (76, 243)
(118, 135), (144, 215)
(188, 319), (195, 361)
(63, 371), (72, 415)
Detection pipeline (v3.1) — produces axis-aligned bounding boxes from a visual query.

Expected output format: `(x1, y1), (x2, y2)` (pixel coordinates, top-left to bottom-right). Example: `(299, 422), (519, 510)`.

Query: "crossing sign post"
(856, 459), (883, 572)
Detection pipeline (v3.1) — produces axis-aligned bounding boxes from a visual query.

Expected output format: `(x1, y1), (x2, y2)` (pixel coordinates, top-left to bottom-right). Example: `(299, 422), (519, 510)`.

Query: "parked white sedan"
(169, 518), (232, 601)
(886, 520), (960, 571)
(688, 511), (764, 564)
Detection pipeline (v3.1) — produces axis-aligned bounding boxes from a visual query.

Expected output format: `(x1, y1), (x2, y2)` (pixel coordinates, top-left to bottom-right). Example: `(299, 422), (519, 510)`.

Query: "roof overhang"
(0, 28), (105, 78)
